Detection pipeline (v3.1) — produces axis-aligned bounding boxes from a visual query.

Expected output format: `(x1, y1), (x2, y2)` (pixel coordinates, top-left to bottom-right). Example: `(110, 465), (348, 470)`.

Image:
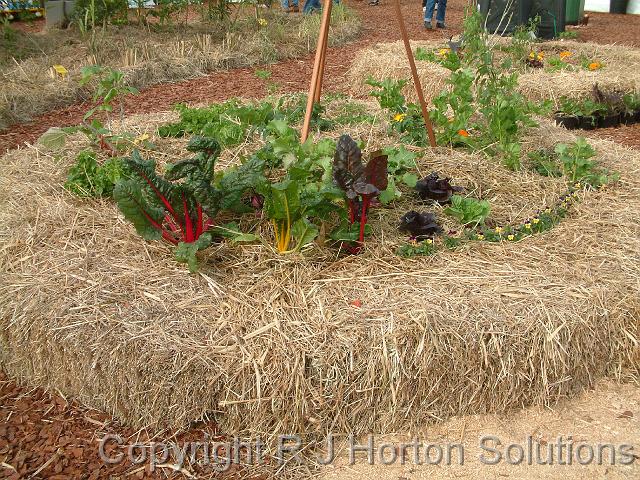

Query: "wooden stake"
(314, 1), (332, 103)
(301, 0), (333, 143)
(392, 0), (437, 147)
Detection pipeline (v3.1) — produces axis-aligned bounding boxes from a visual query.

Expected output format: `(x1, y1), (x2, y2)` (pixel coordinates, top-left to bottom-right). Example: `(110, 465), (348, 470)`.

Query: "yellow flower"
(537, 52), (544, 60)
(437, 48), (451, 57)
(52, 64), (68, 79)
(507, 234), (515, 241)
(393, 113), (407, 122)
(524, 223), (531, 229)
(544, 208), (552, 214)
(426, 238), (434, 245)
(532, 218), (540, 224)
(529, 52), (535, 59)
(574, 182), (582, 189)
(588, 61), (602, 71)
(559, 50), (572, 59)
(476, 234), (484, 241)
(495, 226), (503, 234)
(257, 18), (268, 26)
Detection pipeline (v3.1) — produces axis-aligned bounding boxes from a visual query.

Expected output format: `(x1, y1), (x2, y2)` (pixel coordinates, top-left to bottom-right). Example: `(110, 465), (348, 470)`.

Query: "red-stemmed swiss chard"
(114, 136), (227, 271)
(332, 135), (388, 252)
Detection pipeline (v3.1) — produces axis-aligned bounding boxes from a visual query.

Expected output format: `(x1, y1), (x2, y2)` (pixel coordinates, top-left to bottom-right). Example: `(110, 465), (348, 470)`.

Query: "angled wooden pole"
(314, 1), (332, 103)
(301, 0), (333, 142)
(392, 0), (437, 147)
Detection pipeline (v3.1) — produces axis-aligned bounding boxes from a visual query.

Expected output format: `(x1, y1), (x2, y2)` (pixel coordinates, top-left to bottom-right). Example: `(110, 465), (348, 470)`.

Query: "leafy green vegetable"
(65, 150), (125, 197)
(444, 195), (491, 226)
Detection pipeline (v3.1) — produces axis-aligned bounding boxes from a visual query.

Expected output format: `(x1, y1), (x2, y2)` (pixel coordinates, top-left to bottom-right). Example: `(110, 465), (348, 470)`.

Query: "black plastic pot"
(610, 0), (629, 13)
(621, 112), (636, 125)
(598, 113), (621, 128)
(579, 116), (598, 130)
(554, 113), (580, 129)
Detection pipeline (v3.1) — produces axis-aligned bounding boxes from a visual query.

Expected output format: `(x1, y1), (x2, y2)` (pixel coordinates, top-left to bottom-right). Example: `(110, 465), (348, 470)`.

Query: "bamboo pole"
(301, 0), (333, 142)
(314, 1), (332, 103)
(392, 0), (437, 147)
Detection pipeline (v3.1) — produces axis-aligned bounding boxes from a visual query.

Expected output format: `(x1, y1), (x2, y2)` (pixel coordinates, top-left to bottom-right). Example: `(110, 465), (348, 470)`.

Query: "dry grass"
(0, 5), (360, 130)
(0, 100), (638, 465)
(347, 39), (640, 106)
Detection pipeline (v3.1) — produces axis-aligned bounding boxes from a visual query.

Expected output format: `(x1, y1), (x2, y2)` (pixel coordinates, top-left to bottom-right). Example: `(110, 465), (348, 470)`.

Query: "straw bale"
(0, 109), (638, 453)
(347, 40), (640, 106)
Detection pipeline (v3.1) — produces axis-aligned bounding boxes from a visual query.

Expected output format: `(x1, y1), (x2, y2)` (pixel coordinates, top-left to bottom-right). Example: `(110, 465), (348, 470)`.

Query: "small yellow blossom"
(257, 18), (268, 26)
(529, 52), (535, 59)
(532, 218), (540, 224)
(559, 50), (572, 59)
(426, 238), (434, 245)
(437, 48), (451, 57)
(507, 234), (515, 241)
(393, 113), (407, 122)
(495, 226), (503, 234)
(574, 182), (582, 189)
(477, 234), (485, 241)
(524, 223), (531, 229)
(544, 208), (552, 214)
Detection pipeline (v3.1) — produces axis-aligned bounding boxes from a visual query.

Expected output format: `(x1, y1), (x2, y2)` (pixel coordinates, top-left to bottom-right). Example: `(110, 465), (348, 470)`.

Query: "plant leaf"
(175, 233), (212, 273)
(38, 127), (69, 150)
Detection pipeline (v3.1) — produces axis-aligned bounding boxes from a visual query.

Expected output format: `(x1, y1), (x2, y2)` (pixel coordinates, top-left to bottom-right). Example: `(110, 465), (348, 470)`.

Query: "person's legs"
(435, 0), (447, 25)
(303, 0), (321, 13)
(282, 0), (289, 9)
(423, 0), (436, 26)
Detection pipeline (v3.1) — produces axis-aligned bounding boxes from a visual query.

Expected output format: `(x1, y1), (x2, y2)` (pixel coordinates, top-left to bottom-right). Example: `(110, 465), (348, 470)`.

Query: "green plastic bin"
(565, 0), (585, 24)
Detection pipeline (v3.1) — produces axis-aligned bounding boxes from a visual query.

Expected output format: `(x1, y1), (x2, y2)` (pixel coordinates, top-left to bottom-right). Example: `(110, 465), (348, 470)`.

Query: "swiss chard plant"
(332, 134), (388, 251)
(113, 136), (253, 271)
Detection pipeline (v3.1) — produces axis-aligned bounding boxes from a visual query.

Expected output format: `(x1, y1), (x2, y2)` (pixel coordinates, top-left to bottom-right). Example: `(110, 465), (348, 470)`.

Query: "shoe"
(290, 5), (299, 12)
(424, 20), (433, 29)
(436, 21), (446, 29)
(422, 6), (426, 12)
(368, 0), (379, 5)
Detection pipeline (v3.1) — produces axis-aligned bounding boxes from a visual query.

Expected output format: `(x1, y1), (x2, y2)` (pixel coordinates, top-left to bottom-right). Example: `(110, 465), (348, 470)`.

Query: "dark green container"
(610, 0), (629, 13)
(565, 0), (585, 24)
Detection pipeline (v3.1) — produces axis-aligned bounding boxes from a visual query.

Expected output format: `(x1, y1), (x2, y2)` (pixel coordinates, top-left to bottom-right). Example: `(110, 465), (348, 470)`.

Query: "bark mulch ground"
(1, 3), (640, 479)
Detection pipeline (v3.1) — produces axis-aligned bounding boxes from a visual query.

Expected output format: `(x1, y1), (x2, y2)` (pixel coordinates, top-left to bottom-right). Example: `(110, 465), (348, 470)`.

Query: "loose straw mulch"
(347, 39), (640, 106)
(0, 110), (638, 453)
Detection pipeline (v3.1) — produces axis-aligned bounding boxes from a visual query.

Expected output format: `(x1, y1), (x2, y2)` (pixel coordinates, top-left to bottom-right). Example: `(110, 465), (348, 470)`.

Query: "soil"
(1, 2), (640, 479)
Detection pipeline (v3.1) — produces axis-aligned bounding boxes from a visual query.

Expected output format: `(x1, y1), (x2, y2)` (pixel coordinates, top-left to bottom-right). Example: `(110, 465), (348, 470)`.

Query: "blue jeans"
(424, 0), (446, 23)
(283, 0), (299, 8)
(303, 0), (339, 14)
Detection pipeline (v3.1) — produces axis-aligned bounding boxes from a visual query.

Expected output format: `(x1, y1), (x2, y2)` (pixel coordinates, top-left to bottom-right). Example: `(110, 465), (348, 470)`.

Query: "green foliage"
(65, 150), (125, 197)
(557, 31), (578, 40)
(428, 9), (543, 170)
(554, 138), (618, 187)
(558, 97), (608, 119)
(80, 65), (139, 123)
(444, 195), (491, 226)
(73, 0), (128, 27)
(366, 77), (429, 145)
(397, 239), (436, 257)
(528, 150), (562, 177)
(113, 136), (257, 271)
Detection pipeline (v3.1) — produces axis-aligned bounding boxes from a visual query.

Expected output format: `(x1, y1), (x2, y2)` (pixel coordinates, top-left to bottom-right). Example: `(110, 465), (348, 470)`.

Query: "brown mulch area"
(0, 371), (268, 479)
(1, 3), (640, 479)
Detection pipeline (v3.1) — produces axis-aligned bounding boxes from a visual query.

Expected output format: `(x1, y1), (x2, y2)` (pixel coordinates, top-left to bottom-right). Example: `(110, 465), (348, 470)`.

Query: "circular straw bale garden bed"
(0, 93), (639, 452)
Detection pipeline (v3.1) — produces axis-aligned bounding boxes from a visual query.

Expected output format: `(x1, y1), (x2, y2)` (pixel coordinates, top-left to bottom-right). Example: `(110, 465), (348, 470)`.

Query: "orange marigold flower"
(559, 50), (572, 59)
(588, 62), (602, 71)
(458, 129), (469, 137)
